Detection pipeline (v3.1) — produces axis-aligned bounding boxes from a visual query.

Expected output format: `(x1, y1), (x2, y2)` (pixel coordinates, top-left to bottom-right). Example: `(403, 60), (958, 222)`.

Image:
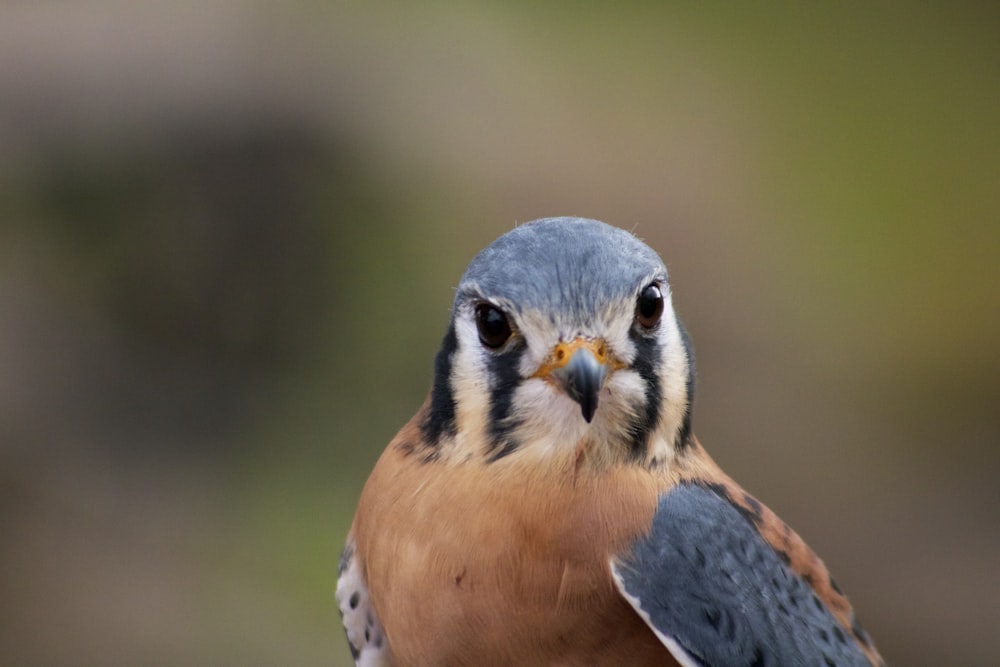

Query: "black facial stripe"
(676, 317), (696, 450)
(626, 329), (661, 459)
(420, 323), (458, 447)
(484, 341), (526, 462)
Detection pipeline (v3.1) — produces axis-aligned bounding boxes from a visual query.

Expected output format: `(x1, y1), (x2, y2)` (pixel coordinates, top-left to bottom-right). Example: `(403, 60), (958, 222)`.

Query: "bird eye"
(475, 303), (512, 349)
(635, 283), (664, 329)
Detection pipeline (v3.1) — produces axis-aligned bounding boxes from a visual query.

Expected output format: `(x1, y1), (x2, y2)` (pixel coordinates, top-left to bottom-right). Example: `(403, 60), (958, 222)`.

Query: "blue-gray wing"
(611, 482), (870, 667)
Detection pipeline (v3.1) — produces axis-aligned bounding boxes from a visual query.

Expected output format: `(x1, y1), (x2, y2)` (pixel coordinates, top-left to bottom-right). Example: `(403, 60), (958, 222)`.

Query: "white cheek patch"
(654, 303), (692, 447)
(603, 369), (648, 419)
(450, 316), (492, 450)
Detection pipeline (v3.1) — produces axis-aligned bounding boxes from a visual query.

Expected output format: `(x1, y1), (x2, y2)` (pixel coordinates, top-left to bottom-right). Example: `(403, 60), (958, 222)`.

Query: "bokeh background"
(1, 3), (998, 665)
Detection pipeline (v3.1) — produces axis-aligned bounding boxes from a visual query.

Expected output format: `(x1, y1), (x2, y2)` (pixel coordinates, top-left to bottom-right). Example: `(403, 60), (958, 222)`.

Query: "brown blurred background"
(1, 3), (998, 665)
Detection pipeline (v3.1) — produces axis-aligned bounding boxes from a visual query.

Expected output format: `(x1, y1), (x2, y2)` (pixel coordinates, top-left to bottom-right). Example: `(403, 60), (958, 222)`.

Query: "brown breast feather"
(351, 419), (880, 666)
(352, 413), (682, 666)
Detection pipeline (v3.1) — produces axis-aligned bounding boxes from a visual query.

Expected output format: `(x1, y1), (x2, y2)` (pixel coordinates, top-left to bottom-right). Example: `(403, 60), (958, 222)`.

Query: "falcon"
(337, 217), (883, 666)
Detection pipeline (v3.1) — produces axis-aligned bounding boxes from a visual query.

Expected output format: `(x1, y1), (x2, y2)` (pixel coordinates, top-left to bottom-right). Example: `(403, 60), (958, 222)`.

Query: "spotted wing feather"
(336, 538), (392, 667)
(611, 482), (872, 667)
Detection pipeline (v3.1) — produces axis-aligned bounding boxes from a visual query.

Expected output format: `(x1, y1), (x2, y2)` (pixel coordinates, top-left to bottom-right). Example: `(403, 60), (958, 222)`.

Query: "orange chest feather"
(352, 443), (677, 666)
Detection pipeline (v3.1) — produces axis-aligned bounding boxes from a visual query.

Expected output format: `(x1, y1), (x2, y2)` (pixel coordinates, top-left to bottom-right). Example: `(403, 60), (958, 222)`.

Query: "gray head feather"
(457, 217), (667, 316)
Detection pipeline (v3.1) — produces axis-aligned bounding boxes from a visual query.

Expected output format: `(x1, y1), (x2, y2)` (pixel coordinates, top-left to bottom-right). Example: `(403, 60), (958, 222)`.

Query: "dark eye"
(475, 303), (512, 349)
(635, 283), (664, 329)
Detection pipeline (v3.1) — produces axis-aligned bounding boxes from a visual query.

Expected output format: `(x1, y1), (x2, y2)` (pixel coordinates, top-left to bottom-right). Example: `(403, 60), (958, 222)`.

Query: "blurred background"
(1, 2), (997, 665)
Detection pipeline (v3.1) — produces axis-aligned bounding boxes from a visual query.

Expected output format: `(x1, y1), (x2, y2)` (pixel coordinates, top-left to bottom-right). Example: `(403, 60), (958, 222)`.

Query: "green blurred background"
(1, 3), (998, 665)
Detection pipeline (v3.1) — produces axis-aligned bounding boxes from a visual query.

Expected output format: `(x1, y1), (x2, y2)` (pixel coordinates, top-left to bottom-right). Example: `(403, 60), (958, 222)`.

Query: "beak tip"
(578, 393), (599, 423)
(552, 347), (606, 424)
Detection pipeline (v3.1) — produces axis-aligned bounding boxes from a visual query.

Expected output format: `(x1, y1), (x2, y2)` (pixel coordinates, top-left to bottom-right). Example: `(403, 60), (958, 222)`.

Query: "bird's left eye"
(475, 303), (512, 349)
(635, 283), (664, 329)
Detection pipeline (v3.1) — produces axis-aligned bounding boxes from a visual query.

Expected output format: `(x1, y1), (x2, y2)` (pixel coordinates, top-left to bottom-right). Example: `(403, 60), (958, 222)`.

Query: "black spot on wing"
(701, 484), (789, 550)
(625, 329), (661, 460)
(852, 615), (875, 649)
(701, 482), (766, 531)
(613, 483), (870, 666)
(421, 323), (458, 446)
(485, 341), (526, 462)
(743, 493), (764, 525)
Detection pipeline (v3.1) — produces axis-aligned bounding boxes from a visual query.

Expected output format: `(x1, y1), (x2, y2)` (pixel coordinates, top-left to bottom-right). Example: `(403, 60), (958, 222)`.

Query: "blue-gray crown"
(457, 217), (667, 315)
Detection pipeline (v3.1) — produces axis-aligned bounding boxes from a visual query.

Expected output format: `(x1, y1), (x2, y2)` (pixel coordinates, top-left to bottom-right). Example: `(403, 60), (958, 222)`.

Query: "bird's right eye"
(635, 283), (664, 330)
(475, 303), (512, 349)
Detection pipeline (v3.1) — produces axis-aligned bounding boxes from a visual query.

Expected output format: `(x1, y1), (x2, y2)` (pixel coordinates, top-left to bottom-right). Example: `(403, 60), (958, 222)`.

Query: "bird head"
(421, 217), (694, 468)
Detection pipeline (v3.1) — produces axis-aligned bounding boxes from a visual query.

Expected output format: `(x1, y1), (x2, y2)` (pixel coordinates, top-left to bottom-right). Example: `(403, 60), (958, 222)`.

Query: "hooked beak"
(533, 338), (618, 423)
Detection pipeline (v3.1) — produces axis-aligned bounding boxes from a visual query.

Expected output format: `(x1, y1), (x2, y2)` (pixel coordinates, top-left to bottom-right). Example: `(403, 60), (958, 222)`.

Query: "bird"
(337, 217), (883, 666)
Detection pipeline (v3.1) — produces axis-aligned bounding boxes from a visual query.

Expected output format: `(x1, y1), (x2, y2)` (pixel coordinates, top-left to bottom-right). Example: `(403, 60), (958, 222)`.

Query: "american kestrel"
(337, 217), (882, 666)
